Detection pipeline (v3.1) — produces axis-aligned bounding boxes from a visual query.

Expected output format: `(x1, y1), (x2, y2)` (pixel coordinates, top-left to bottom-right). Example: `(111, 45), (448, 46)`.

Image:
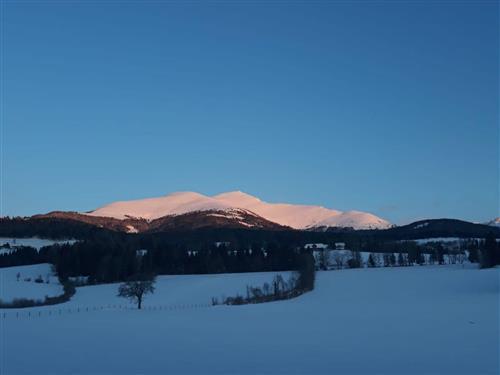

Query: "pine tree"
(389, 253), (396, 267)
(468, 248), (479, 263)
(383, 253), (391, 267)
(416, 249), (425, 265)
(429, 251), (437, 265)
(348, 251), (363, 268)
(397, 253), (405, 267)
(436, 244), (445, 265)
(480, 233), (497, 269)
(367, 254), (376, 268)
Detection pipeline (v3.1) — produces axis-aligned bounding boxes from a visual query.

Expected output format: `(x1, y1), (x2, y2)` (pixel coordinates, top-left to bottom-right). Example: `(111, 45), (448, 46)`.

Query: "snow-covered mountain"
(88, 191), (391, 230)
(89, 192), (231, 221)
(486, 217), (500, 227)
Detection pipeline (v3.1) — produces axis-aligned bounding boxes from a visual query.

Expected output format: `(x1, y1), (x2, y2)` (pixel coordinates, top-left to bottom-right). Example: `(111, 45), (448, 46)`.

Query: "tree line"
(0, 239), (313, 284)
(1, 233), (498, 285)
(213, 252), (316, 306)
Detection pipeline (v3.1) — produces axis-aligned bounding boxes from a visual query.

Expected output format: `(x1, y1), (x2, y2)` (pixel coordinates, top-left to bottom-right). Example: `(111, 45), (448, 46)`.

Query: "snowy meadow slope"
(2, 265), (498, 375)
(0, 264), (62, 303)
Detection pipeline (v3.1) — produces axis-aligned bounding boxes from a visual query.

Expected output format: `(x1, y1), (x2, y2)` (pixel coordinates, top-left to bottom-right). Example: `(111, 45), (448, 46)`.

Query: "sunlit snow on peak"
(87, 191), (391, 229)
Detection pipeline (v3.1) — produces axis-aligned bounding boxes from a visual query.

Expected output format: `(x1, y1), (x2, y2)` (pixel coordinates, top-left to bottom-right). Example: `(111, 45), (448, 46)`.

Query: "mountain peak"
(214, 191), (262, 203)
(86, 190), (390, 230)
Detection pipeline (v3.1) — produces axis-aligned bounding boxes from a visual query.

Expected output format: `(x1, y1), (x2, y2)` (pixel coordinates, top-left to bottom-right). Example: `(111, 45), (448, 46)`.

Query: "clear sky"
(1, 1), (498, 225)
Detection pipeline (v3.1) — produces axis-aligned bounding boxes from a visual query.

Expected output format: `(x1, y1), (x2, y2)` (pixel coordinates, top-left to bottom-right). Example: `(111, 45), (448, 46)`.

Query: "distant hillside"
(0, 216), (498, 246)
(362, 219), (500, 240)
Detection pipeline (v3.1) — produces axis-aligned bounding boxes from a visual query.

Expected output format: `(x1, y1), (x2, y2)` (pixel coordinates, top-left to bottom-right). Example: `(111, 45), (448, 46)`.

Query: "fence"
(0, 302), (213, 320)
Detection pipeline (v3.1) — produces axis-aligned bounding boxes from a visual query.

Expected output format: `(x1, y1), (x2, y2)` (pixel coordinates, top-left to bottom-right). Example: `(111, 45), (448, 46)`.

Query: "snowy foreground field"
(1, 265), (499, 375)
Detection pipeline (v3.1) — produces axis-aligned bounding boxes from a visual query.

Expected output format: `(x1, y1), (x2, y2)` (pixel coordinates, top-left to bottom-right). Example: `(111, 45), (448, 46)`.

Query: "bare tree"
(117, 274), (156, 309)
(318, 250), (330, 270)
(272, 274), (286, 296)
(331, 250), (351, 269)
(262, 282), (270, 296)
(457, 251), (466, 264)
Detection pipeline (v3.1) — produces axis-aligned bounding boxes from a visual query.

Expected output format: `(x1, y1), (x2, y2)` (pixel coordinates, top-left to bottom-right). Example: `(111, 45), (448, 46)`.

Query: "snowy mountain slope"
(310, 210), (392, 230)
(89, 192), (232, 221)
(147, 208), (285, 231)
(486, 217), (500, 227)
(214, 191), (343, 229)
(87, 191), (390, 230)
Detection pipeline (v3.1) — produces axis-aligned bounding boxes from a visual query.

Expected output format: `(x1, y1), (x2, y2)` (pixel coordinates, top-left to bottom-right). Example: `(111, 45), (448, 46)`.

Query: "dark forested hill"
(358, 219), (500, 240)
(1, 216), (499, 246)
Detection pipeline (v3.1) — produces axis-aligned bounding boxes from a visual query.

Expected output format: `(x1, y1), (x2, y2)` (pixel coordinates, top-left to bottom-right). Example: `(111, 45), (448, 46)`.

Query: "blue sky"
(2, 1), (498, 224)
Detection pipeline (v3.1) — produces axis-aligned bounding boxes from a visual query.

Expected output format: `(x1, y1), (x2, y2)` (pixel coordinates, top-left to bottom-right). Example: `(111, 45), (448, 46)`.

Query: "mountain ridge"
(87, 191), (391, 230)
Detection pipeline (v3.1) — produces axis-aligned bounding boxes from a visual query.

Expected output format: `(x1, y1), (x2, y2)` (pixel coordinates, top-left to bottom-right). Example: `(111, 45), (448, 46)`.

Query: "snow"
(486, 217), (500, 227)
(310, 210), (391, 229)
(89, 191), (232, 221)
(1, 271), (292, 311)
(63, 272), (291, 309)
(413, 222), (430, 229)
(1, 266), (498, 375)
(313, 250), (467, 268)
(0, 237), (77, 251)
(304, 243), (329, 249)
(125, 225), (138, 233)
(205, 208), (258, 222)
(87, 190), (391, 230)
(411, 237), (462, 244)
(0, 264), (63, 303)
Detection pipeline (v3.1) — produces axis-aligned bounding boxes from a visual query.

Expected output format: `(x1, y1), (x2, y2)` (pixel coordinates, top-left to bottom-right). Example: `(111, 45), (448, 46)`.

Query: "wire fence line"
(0, 302), (214, 320)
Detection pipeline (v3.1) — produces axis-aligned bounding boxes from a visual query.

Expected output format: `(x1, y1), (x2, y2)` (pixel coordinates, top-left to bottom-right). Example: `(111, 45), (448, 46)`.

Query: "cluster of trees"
(215, 252), (316, 305)
(1, 231), (498, 286)
(317, 242), (486, 271)
(0, 246), (41, 268)
(0, 239), (312, 285)
(479, 234), (500, 269)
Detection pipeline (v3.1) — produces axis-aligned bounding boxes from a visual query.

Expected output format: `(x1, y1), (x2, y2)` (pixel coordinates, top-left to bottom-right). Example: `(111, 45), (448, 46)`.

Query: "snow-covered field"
(61, 271), (292, 309)
(0, 264), (62, 303)
(1, 265), (498, 375)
